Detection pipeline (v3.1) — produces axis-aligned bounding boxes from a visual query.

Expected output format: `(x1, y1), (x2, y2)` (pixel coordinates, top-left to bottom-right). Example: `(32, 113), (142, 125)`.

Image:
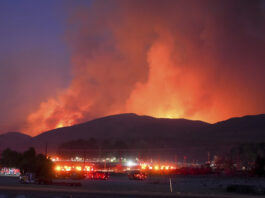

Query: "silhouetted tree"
(113, 139), (128, 157)
(59, 138), (99, 150)
(19, 147), (37, 173)
(0, 147), (53, 180)
(254, 156), (265, 176)
(0, 148), (21, 167)
(35, 154), (53, 180)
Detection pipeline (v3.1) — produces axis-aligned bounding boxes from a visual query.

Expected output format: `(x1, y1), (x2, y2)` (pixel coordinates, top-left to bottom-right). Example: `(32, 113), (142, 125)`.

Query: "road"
(0, 175), (263, 198)
(0, 186), (257, 198)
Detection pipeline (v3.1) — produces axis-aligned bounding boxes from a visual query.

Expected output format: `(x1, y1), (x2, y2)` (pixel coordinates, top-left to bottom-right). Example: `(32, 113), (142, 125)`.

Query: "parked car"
(86, 171), (109, 180)
(128, 171), (147, 180)
(19, 173), (35, 184)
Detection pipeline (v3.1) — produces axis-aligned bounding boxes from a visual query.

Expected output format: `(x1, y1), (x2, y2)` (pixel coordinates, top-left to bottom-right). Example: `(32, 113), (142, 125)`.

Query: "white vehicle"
(19, 173), (35, 184)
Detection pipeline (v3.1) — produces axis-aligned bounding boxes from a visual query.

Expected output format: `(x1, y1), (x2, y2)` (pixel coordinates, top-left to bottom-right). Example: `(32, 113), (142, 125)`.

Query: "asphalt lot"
(0, 174), (264, 198)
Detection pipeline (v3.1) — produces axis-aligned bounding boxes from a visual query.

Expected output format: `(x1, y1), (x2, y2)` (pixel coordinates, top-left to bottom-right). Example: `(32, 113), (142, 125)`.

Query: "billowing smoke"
(25, 0), (265, 135)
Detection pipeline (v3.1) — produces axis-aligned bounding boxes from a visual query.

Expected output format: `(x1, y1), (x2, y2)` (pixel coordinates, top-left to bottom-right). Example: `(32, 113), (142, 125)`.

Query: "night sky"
(0, 0), (264, 136)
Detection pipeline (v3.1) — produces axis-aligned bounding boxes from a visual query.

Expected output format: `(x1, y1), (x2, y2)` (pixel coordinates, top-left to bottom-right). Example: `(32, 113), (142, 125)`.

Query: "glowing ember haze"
(24, 0), (265, 135)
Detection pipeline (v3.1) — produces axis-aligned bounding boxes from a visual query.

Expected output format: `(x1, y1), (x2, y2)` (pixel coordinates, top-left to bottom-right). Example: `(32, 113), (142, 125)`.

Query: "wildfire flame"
(23, 0), (265, 136)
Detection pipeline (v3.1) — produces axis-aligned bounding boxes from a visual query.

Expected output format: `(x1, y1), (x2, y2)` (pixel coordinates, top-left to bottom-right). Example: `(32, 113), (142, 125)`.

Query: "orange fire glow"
(23, 1), (265, 136)
(25, 36), (216, 135)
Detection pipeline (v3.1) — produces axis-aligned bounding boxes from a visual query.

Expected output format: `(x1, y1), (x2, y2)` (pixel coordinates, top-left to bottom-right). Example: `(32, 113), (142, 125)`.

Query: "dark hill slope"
(1, 114), (264, 159)
(0, 132), (31, 151)
(195, 114), (265, 147)
(31, 113), (209, 150)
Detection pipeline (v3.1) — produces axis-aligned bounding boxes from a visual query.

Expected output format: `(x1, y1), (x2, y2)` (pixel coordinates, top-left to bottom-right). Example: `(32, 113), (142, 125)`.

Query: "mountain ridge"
(0, 113), (264, 159)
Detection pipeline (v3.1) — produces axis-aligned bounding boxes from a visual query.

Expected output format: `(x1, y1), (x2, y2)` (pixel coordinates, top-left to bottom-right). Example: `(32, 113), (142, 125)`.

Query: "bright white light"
(126, 160), (137, 167)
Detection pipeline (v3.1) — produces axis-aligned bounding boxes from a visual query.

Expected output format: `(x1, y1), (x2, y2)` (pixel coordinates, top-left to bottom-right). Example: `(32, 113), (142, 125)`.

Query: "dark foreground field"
(0, 174), (264, 198)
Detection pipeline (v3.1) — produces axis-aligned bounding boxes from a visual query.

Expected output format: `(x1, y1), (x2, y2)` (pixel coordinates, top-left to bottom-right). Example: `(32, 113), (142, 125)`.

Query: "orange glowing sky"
(1, 0), (264, 136)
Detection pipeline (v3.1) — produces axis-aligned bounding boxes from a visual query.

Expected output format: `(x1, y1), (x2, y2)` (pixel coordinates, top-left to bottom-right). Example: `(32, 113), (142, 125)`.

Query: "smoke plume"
(25, 0), (265, 135)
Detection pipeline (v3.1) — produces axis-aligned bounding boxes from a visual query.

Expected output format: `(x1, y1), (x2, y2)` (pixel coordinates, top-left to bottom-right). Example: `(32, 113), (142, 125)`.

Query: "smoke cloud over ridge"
(25, 0), (265, 135)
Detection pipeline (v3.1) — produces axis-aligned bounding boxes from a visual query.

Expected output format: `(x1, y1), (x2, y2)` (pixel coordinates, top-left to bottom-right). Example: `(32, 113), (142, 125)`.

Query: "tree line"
(0, 147), (53, 179)
(57, 137), (176, 159)
(220, 143), (265, 176)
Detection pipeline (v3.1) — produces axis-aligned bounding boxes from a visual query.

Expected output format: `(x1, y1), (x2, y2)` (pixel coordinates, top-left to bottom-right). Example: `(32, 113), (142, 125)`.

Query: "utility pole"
(83, 149), (86, 167)
(184, 156), (187, 167)
(208, 152), (211, 164)
(45, 142), (48, 158)
(175, 155), (178, 168)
